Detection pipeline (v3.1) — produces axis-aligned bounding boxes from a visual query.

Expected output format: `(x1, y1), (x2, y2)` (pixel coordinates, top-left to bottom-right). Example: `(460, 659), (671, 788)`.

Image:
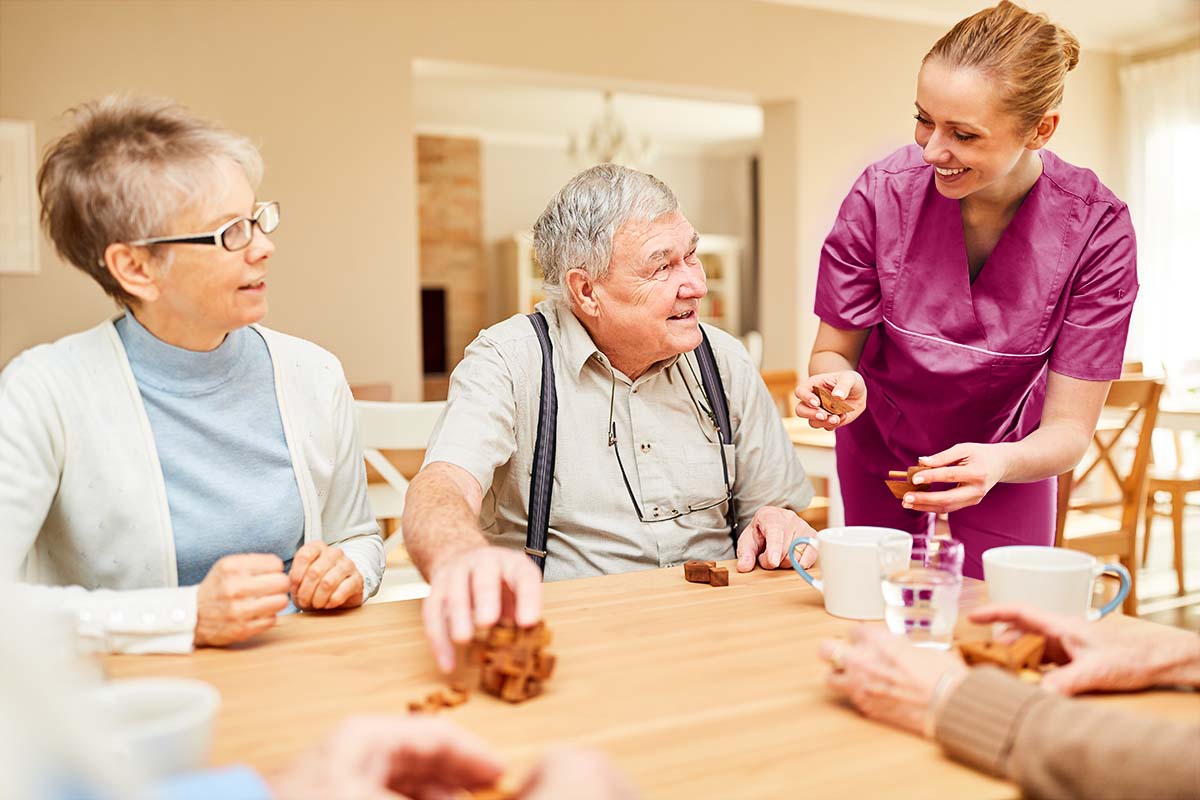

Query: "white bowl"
(92, 678), (220, 776)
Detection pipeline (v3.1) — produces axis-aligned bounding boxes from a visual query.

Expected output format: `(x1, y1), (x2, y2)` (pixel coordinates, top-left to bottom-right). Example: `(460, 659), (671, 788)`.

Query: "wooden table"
(106, 565), (1197, 799)
(784, 418), (841, 526)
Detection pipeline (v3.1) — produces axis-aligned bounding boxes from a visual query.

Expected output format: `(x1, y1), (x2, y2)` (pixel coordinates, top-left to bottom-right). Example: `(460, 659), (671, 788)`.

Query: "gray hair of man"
(532, 163), (679, 304)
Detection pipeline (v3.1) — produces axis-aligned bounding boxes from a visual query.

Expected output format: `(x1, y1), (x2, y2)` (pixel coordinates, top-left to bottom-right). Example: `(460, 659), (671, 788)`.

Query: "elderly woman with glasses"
(0, 96), (384, 653)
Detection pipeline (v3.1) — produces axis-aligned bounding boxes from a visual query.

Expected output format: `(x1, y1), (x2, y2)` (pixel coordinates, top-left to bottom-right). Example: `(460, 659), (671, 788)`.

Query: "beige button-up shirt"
(424, 301), (813, 581)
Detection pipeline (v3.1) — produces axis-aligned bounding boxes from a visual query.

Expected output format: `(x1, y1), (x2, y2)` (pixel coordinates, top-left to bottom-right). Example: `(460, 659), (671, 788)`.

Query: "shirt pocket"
(683, 442), (737, 511)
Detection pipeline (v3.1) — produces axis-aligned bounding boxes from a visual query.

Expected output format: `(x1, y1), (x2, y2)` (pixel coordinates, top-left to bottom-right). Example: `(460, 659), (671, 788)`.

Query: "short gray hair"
(531, 164), (678, 302)
(37, 94), (263, 305)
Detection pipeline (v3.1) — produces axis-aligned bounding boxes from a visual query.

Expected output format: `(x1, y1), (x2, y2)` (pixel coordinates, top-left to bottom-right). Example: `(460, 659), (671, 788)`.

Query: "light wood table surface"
(106, 564), (1197, 799)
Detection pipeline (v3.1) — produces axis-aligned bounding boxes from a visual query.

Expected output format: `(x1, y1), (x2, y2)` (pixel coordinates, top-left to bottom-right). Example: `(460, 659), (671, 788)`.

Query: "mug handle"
(789, 536), (822, 593)
(1091, 562), (1132, 619)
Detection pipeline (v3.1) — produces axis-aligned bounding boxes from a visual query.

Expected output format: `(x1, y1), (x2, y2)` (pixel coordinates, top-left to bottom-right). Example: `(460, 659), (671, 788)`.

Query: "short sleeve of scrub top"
(815, 167), (883, 330)
(1049, 203), (1139, 382)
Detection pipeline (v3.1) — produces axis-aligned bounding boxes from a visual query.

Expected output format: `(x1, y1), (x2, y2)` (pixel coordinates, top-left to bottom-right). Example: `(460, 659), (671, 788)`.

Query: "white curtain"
(1121, 49), (1200, 374)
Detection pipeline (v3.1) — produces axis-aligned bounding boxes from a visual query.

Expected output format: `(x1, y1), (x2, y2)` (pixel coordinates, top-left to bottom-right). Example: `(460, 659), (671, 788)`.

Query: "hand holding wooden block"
(815, 385), (854, 416)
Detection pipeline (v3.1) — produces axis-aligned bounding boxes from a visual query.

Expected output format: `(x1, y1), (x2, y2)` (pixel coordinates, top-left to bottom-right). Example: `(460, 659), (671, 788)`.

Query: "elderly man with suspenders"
(403, 165), (817, 672)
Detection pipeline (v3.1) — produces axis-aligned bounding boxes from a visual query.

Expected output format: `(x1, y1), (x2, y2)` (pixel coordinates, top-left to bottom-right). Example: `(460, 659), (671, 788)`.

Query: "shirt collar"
(542, 300), (681, 382)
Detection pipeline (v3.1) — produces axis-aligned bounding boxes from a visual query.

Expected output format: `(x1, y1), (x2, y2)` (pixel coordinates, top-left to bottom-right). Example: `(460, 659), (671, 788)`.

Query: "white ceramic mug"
(91, 678), (220, 776)
(789, 527), (912, 619)
(982, 545), (1131, 619)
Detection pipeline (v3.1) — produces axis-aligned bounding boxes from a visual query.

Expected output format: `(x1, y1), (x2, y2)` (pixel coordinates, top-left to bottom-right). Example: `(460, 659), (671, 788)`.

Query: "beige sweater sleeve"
(934, 666), (1200, 800)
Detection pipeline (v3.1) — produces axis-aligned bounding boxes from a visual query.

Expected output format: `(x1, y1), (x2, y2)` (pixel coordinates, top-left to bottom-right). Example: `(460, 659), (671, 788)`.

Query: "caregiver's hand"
(901, 442), (1009, 514)
(795, 371), (866, 430)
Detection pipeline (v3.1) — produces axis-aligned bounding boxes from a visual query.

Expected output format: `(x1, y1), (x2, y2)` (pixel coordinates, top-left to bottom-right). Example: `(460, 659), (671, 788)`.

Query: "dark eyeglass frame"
(606, 356), (733, 524)
(128, 201), (280, 252)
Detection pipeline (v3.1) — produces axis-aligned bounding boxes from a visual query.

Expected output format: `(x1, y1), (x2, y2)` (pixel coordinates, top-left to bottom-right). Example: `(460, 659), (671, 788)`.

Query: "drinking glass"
(878, 536), (964, 650)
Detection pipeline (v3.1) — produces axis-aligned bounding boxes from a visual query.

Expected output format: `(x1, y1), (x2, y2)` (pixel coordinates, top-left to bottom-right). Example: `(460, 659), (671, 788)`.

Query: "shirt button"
(108, 610), (124, 626)
(652, 507), (660, 518)
(640, 443), (651, 453)
(141, 612), (156, 627)
(171, 609), (187, 624)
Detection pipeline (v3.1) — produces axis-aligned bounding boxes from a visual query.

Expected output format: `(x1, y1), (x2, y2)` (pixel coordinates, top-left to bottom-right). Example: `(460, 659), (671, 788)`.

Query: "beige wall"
(0, 0), (1122, 393)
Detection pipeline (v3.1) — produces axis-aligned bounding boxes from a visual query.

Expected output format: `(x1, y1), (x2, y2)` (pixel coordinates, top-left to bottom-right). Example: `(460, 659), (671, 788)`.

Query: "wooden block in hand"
(959, 634), (1047, 672)
(815, 385), (854, 416)
(708, 566), (729, 587)
(684, 560), (715, 583)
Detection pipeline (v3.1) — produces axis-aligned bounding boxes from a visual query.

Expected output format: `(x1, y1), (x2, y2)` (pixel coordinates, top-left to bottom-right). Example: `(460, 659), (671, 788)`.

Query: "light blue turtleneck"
(115, 311), (304, 589)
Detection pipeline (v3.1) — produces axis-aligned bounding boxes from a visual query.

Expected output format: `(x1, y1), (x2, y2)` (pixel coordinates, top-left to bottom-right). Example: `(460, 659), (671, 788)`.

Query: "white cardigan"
(0, 319), (384, 653)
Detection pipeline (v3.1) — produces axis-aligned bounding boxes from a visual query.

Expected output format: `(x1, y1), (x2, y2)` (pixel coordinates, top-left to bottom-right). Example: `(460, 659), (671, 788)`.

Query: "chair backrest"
(354, 401), (447, 519)
(1055, 377), (1164, 544)
(759, 369), (798, 418)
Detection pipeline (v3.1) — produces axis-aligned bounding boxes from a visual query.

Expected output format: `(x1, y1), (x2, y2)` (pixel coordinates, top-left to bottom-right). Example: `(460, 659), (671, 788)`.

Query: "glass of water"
(878, 536), (964, 650)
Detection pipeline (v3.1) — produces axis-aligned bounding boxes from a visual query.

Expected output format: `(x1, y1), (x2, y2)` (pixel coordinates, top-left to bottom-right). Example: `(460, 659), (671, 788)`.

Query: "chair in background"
(1141, 359), (1200, 595)
(354, 400), (446, 553)
(760, 369), (799, 418)
(1056, 376), (1164, 614)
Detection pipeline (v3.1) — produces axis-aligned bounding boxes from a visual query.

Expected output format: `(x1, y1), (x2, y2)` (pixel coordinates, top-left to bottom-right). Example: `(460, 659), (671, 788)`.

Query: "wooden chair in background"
(760, 369), (799, 418)
(1056, 376), (1164, 614)
(354, 400), (446, 553)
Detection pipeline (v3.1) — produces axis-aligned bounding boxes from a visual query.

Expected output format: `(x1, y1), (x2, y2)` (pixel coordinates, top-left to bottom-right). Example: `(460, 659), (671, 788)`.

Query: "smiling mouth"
(935, 166), (969, 177)
(668, 310), (696, 321)
(238, 280), (266, 291)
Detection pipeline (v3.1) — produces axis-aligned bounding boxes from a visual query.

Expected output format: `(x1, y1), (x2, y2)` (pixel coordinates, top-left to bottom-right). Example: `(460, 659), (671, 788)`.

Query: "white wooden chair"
(354, 400), (446, 552)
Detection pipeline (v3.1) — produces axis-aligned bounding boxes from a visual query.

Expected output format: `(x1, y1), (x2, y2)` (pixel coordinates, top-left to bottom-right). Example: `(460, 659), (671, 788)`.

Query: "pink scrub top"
(815, 145), (1138, 463)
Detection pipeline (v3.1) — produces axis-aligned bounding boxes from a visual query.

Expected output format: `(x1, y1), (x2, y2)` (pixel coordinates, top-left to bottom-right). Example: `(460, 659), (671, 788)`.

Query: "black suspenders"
(524, 312), (738, 573)
(524, 312), (557, 572)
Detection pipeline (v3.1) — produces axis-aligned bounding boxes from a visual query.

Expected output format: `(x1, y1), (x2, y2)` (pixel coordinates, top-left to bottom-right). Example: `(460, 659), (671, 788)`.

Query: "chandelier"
(569, 91), (654, 169)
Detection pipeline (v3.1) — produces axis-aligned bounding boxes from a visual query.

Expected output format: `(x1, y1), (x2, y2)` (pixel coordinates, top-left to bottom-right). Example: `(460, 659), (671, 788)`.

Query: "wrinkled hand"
(795, 371), (866, 430)
(969, 604), (1200, 695)
(901, 442), (1010, 514)
(518, 746), (640, 800)
(194, 554), (290, 647)
(818, 625), (967, 737)
(265, 715), (504, 800)
(289, 541), (365, 611)
(735, 506), (818, 572)
(423, 545), (543, 673)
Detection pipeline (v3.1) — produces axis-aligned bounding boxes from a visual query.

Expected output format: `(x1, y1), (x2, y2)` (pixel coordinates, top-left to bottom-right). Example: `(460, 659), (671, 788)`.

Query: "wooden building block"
(708, 566), (729, 587)
(684, 560), (715, 583)
(815, 385), (854, 416)
(959, 634), (1047, 672)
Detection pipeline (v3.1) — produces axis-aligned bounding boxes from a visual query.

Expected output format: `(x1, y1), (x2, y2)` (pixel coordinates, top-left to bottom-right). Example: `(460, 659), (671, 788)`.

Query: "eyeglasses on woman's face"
(128, 201), (280, 253)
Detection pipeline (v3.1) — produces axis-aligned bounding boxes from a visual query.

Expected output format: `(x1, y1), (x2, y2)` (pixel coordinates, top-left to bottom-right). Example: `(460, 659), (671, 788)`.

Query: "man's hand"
(900, 442), (1010, 514)
(194, 554), (290, 647)
(795, 371), (866, 430)
(266, 715), (504, 800)
(289, 541), (365, 611)
(423, 545), (543, 673)
(969, 604), (1200, 694)
(735, 506), (817, 572)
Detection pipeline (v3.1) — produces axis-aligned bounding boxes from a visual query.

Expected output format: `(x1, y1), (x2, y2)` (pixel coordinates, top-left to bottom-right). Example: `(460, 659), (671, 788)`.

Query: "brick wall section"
(417, 135), (485, 389)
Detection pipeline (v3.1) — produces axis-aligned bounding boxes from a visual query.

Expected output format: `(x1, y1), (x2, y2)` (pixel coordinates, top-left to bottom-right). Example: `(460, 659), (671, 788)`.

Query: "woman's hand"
(795, 371), (867, 430)
(969, 604), (1200, 694)
(289, 541), (365, 611)
(818, 625), (967, 737)
(901, 442), (1011, 514)
(194, 553), (290, 647)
